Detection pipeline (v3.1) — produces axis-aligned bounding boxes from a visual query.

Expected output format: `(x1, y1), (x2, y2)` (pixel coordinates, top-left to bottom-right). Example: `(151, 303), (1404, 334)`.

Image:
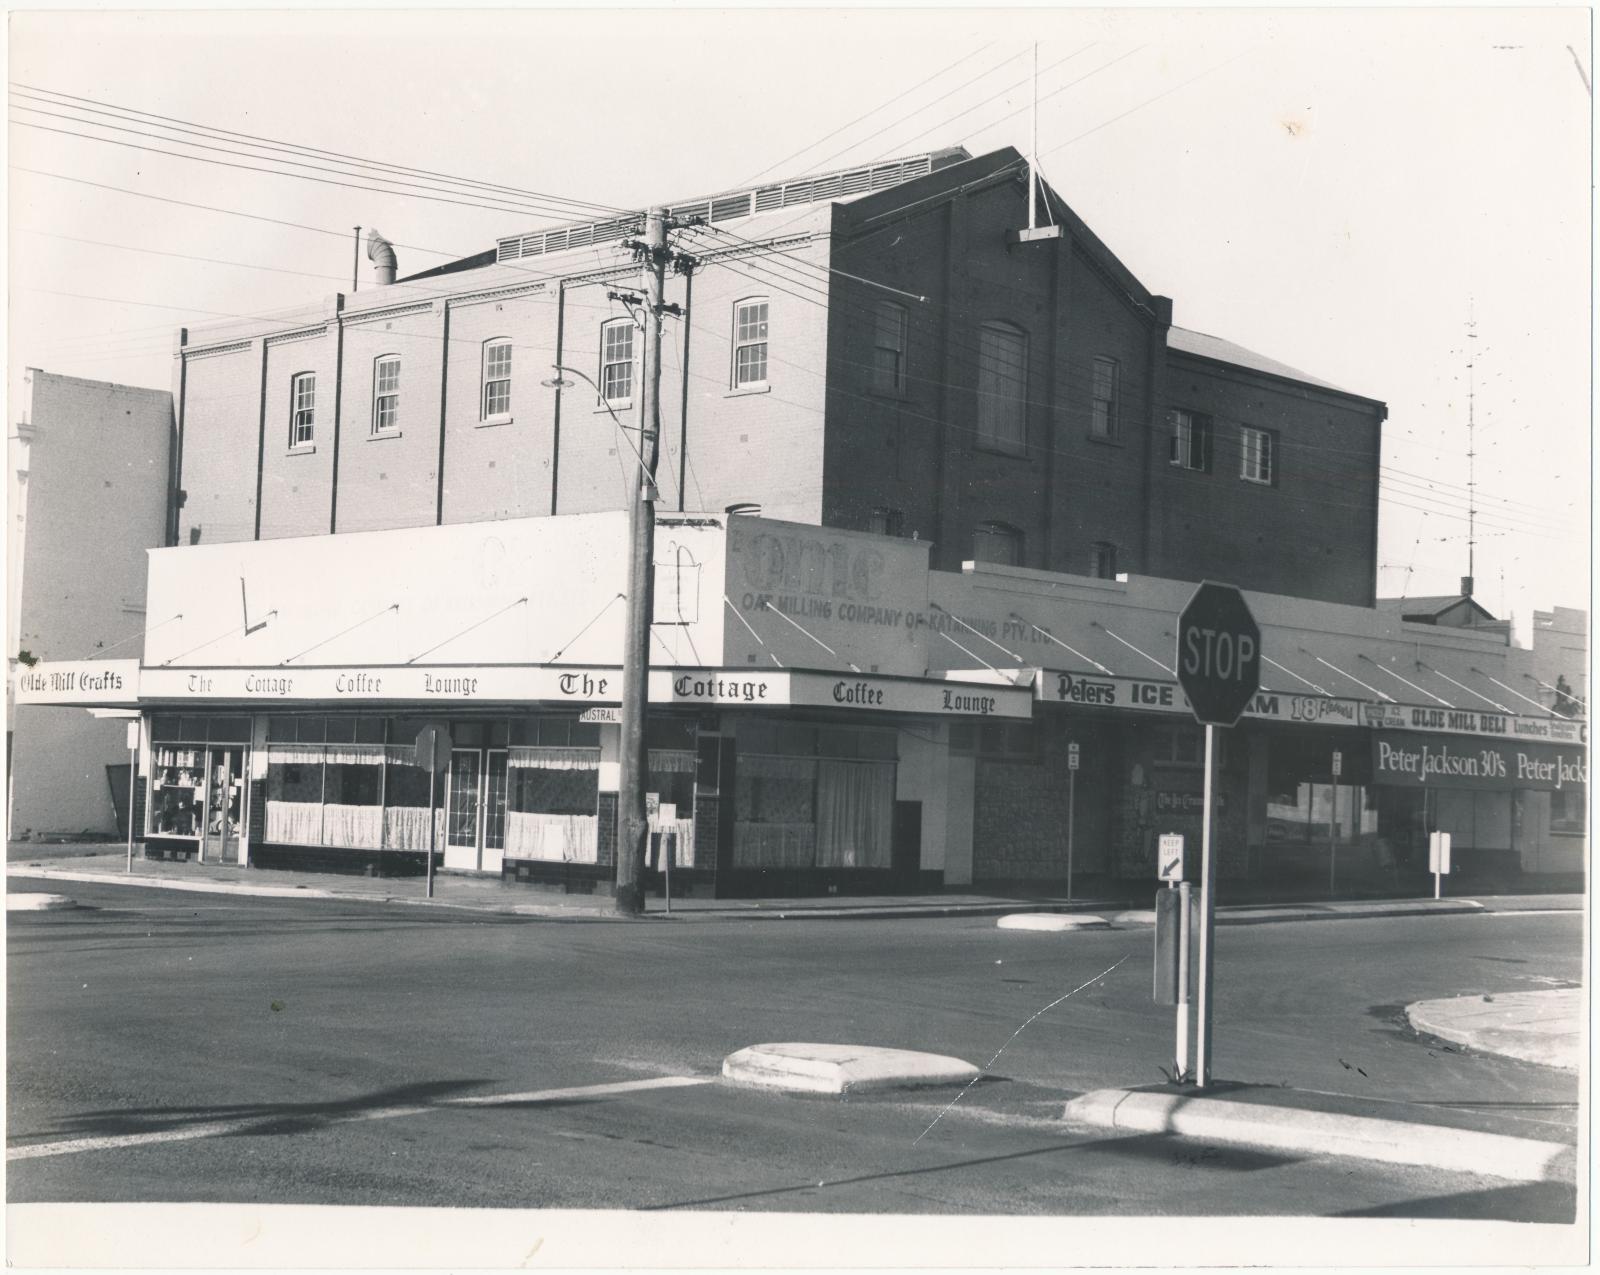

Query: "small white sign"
(580, 706), (622, 724)
(1067, 741), (1081, 771)
(1157, 833), (1185, 882)
(1332, 750), (1343, 777)
(1428, 830), (1452, 874)
(126, 721), (141, 750)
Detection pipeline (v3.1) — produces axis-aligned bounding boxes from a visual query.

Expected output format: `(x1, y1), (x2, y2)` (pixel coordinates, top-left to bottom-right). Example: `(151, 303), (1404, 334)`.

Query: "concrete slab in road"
(997, 913), (1110, 932)
(1407, 988), (1583, 1072)
(5, 893), (77, 912)
(723, 1043), (980, 1094)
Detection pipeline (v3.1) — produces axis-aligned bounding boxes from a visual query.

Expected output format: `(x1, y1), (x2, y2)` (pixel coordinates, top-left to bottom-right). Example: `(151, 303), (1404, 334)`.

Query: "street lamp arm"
(543, 363), (658, 498)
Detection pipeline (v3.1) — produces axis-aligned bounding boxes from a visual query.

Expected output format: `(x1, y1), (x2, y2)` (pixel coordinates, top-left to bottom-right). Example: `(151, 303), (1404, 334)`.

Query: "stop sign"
(1176, 581), (1262, 726)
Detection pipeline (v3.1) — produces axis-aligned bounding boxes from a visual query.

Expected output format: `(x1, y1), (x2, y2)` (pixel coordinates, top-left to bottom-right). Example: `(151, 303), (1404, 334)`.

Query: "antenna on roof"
(1010, 45), (1063, 246)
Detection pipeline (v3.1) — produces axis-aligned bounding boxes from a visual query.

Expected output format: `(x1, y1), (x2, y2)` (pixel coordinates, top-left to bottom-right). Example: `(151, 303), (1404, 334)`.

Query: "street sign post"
(1175, 581), (1262, 1089)
(1330, 750), (1343, 898)
(1157, 832), (1184, 883)
(1066, 742), (1080, 901)
(415, 724), (452, 899)
(125, 719), (140, 875)
(1429, 830), (1452, 899)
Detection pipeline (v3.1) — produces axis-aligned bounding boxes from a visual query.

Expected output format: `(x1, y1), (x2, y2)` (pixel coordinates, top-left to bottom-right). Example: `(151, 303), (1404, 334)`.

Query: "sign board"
(413, 725), (452, 775)
(14, 659), (141, 705)
(1373, 731), (1586, 793)
(646, 793), (660, 821)
(1428, 830), (1452, 875)
(126, 721), (141, 750)
(1332, 750), (1343, 777)
(1157, 833), (1185, 882)
(580, 706), (622, 724)
(1175, 582), (1261, 727)
(1067, 742), (1081, 772)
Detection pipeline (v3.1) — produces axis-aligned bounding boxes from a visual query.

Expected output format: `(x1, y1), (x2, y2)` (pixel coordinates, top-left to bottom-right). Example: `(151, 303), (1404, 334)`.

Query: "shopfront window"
(150, 745), (204, 836)
(506, 747), (600, 862)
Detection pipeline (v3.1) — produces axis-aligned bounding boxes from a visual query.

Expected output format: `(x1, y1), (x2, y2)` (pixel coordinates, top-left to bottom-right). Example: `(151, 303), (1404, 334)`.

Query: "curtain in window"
(266, 801), (323, 845)
(506, 812), (599, 862)
(815, 760), (895, 868)
(734, 753), (817, 868)
(508, 746), (600, 771)
(383, 805), (446, 851)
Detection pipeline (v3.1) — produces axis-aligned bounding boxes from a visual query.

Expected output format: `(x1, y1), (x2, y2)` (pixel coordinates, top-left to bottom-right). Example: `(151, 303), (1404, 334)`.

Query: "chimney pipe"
(366, 228), (397, 286)
(1461, 576), (1474, 598)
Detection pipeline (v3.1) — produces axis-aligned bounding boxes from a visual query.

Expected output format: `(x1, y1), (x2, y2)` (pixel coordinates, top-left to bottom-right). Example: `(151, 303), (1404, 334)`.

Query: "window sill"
(1169, 463), (1212, 475)
(972, 442), (1028, 460)
(1240, 476), (1276, 487)
(597, 401), (632, 414)
(368, 429), (403, 442)
(725, 383), (771, 399)
(287, 444), (316, 457)
(477, 414), (514, 429)
(1086, 432), (1123, 447)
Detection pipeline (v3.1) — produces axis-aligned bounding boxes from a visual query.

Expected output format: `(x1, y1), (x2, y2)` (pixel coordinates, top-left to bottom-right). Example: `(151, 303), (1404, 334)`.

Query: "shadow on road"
(645, 1132), (1297, 1211)
(1335, 1181), (1576, 1224)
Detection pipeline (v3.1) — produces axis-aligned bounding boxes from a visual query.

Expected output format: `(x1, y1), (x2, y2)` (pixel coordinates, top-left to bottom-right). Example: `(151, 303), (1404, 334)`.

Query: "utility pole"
(614, 208), (670, 916)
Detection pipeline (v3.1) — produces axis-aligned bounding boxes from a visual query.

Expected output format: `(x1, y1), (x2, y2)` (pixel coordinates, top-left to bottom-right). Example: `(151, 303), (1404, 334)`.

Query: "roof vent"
(366, 229), (397, 286)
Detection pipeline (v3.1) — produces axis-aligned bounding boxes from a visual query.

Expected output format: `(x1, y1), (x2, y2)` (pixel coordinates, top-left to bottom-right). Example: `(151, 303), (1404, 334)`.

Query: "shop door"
(445, 749), (483, 870)
(202, 747), (245, 865)
(481, 749), (507, 874)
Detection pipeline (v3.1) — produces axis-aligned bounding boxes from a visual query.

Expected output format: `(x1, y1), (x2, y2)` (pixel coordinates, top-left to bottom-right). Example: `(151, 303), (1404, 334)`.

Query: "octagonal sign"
(1176, 581), (1262, 727)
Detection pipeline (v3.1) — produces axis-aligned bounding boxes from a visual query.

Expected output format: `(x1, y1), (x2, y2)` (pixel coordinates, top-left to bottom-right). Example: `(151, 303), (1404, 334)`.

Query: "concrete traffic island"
(722, 1043), (980, 1095)
(1061, 1084), (1574, 1183)
(5, 892), (78, 912)
(997, 913), (1110, 932)
(1407, 988), (1583, 1072)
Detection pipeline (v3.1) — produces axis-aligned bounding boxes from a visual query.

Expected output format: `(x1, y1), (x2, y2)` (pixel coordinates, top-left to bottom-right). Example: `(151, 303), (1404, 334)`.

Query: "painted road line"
(7, 1075), (713, 1162)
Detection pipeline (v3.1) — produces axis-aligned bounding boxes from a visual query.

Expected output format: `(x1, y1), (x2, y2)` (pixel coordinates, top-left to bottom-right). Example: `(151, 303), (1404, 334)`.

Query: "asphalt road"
(6, 877), (1582, 1222)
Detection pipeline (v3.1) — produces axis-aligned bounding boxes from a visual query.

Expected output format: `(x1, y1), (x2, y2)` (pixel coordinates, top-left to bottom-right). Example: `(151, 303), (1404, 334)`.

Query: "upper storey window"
(600, 319), (634, 405)
(1090, 356), (1119, 439)
(872, 302), (907, 393)
(1240, 425), (1277, 485)
(289, 372), (316, 449)
(372, 355), (400, 435)
(732, 298), (769, 388)
(976, 322), (1027, 454)
(482, 339), (513, 420)
(1169, 409), (1212, 471)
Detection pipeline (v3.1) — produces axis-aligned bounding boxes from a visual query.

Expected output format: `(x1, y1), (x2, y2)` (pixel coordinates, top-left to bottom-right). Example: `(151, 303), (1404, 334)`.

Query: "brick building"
(167, 147), (1385, 607)
(14, 146), (1582, 895)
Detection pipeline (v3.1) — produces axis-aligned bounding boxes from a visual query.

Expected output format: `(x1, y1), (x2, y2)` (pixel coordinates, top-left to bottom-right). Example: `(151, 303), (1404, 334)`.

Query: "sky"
(7, 6), (1591, 643)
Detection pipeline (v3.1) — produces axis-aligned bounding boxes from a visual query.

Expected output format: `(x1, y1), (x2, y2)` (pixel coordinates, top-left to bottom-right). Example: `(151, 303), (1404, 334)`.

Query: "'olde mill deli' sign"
(1372, 731), (1587, 793)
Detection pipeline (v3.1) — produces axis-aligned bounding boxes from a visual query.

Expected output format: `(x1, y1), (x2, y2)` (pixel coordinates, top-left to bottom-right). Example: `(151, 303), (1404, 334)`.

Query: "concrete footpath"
(4, 844), (1585, 925)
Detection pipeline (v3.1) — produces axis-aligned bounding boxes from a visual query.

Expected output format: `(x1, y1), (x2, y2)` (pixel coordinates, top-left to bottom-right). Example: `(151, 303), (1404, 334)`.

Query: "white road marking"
(7, 1075), (711, 1162)
(1481, 910), (1582, 918)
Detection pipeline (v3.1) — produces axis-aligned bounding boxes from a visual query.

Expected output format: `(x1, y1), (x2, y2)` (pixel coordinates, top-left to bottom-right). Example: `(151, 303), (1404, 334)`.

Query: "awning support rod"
(1358, 654), (1448, 706)
(546, 593), (626, 662)
(81, 612), (182, 662)
(1007, 612), (1113, 675)
(1302, 647), (1392, 701)
(1093, 621), (1173, 675)
(282, 603), (399, 665)
(1261, 655), (1329, 697)
(929, 601), (1023, 662)
(1419, 662), (1511, 714)
(1472, 668), (1556, 717)
(937, 629), (1001, 676)
(761, 599), (860, 672)
(162, 611), (276, 666)
(406, 597), (527, 664)
(723, 596), (783, 668)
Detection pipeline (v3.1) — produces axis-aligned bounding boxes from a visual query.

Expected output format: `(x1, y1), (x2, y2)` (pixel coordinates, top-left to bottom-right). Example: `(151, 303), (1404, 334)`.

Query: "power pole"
(614, 208), (670, 916)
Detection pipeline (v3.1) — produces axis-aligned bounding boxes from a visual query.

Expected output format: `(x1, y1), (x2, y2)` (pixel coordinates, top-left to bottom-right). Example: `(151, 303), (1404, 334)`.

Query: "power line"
(9, 81), (626, 216)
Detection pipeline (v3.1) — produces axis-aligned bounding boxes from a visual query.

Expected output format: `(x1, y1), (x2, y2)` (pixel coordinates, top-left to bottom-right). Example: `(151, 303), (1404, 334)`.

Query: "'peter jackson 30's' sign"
(1372, 731), (1587, 793)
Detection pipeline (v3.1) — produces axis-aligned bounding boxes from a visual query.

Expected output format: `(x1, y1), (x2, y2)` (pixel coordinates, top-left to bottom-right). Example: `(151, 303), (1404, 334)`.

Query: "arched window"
(600, 318), (634, 405)
(972, 520), (1022, 567)
(732, 297), (769, 388)
(976, 322), (1027, 454)
(873, 302), (908, 392)
(372, 355), (401, 435)
(481, 338), (513, 420)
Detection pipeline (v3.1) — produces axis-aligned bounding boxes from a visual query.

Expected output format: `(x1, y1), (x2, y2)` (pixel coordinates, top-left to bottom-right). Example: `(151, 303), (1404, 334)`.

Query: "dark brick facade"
(596, 791), (618, 868)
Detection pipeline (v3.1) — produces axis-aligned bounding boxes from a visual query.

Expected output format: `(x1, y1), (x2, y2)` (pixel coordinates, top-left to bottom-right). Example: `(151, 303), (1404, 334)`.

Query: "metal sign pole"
(1195, 723), (1218, 1087)
(1176, 879), (1192, 1082)
(1066, 768), (1077, 902)
(426, 749), (437, 901)
(126, 724), (139, 875)
(1329, 780), (1337, 898)
(664, 830), (672, 914)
